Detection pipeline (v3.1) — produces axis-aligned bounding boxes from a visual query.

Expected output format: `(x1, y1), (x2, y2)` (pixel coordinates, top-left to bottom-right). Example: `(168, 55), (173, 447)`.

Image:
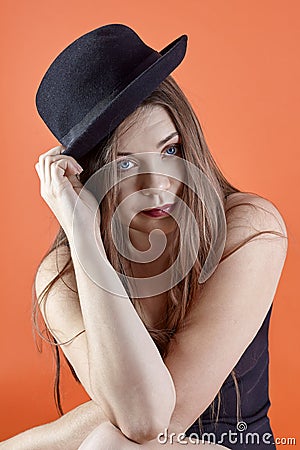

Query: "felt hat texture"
(36, 24), (188, 159)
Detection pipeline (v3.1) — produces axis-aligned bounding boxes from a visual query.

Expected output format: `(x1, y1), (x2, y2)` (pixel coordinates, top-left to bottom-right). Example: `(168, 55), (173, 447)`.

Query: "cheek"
(116, 182), (141, 224)
(173, 180), (184, 196)
(165, 158), (186, 190)
(117, 178), (137, 204)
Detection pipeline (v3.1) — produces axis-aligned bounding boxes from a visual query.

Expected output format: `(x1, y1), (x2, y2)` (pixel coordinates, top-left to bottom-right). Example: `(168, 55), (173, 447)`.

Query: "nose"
(139, 172), (171, 195)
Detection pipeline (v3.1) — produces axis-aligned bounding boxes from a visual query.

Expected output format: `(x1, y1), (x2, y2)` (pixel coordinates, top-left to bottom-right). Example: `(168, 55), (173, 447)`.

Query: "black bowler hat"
(36, 24), (187, 160)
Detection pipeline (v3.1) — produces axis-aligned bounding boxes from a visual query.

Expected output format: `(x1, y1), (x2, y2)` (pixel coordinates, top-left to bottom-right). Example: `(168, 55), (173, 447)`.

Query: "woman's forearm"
(68, 230), (175, 440)
(78, 418), (230, 450)
(0, 398), (229, 450)
(0, 401), (108, 450)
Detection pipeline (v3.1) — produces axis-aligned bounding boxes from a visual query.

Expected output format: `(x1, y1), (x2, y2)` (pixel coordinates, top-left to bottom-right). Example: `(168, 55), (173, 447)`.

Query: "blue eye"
(164, 145), (181, 156)
(117, 159), (135, 171)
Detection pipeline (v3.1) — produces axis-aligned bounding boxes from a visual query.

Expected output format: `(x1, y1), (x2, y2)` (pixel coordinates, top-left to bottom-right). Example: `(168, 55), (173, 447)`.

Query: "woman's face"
(114, 105), (185, 238)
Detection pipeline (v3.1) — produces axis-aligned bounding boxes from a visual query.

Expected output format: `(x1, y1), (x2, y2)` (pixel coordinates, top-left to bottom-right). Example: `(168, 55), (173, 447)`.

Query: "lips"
(144, 203), (174, 212)
(141, 203), (176, 218)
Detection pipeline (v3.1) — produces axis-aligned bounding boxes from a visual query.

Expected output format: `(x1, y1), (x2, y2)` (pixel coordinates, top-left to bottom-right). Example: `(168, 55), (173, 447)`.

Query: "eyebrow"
(117, 132), (179, 156)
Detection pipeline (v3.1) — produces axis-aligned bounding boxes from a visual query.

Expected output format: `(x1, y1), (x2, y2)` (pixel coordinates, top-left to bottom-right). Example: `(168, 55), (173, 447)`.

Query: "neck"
(126, 228), (177, 278)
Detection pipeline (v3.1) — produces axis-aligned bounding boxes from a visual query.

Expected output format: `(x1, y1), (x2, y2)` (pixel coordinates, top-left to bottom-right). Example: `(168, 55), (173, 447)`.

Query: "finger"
(35, 162), (41, 179)
(43, 145), (64, 156)
(50, 160), (69, 193)
(66, 174), (84, 196)
(38, 145), (64, 181)
(49, 158), (68, 186)
(50, 163), (83, 206)
(35, 162), (39, 174)
(44, 155), (67, 186)
(43, 154), (83, 186)
(50, 159), (82, 190)
(38, 145), (63, 169)
(37, 156), (45, 185)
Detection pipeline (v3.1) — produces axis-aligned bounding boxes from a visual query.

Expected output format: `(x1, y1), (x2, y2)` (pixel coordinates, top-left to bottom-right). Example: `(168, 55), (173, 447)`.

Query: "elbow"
(89, 393), (174, 444)
(90, 371), (176, 443)
(117, 392), (175, 444)
(121, 417), (170, 444)
(121, 396), (175, 444)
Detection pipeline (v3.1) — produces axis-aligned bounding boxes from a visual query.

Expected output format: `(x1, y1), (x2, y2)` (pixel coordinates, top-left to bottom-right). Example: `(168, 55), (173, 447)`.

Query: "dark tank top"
(185, 304), (276, 449)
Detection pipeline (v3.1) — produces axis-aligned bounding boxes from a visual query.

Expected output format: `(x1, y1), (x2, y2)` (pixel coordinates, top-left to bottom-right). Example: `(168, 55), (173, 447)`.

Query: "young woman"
(1, 24), (287, 449)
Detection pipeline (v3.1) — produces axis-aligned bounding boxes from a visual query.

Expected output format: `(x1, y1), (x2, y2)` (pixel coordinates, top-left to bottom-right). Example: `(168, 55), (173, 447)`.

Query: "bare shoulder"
(34, 245), (82, 343)
(223, 192), (288, 257)
(35, 245), (77, 301)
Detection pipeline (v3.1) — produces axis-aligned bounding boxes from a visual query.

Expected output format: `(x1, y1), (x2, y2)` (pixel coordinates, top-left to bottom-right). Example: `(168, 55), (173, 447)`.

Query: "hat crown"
(37, 25), (155, 138)
(66, 25), (154, 94)
(36, 24), (187, 159)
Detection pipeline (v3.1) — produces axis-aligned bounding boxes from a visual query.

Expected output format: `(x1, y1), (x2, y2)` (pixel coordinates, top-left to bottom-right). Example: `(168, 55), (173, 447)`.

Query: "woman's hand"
(35, 145), (101, 240)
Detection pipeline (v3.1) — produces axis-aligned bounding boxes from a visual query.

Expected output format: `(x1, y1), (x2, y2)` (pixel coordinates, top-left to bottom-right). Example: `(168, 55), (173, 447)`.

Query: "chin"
(129, 214), (178, 235)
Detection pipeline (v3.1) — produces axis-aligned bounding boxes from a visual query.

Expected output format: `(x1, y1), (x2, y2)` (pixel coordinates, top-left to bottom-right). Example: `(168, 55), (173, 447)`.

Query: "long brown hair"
(32, 76), (286, 432)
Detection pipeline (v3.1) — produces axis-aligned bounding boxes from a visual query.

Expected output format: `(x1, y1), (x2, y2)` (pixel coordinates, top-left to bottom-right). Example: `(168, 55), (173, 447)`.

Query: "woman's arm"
(0, 401), (108, 450)
(36, 239), (175, 444)
(67, 229), (175, 442)
(0, 400), (229, 450)
(78, 419), (229, 449)
(155, 193), (288, 433)
(34, 147), (175, 443)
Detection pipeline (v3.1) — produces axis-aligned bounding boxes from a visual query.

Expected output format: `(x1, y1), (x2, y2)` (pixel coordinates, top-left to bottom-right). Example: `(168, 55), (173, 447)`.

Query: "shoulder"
(223, 192), (288, 259)
(225, 191), (287, 233)
(35, 245), (76, 297)
(34, 245), (81, 343)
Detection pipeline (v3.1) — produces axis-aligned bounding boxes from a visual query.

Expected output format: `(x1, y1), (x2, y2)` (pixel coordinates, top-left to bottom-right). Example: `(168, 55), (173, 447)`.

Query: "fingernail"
(76, 164), (83, 173)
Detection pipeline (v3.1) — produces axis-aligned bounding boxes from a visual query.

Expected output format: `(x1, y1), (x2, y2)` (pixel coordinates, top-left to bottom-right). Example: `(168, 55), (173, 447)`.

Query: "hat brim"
(61, 34), (187, 159)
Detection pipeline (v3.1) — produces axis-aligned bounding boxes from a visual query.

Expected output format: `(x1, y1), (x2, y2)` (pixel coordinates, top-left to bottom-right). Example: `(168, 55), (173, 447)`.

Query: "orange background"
(1, 0), (299, 444)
